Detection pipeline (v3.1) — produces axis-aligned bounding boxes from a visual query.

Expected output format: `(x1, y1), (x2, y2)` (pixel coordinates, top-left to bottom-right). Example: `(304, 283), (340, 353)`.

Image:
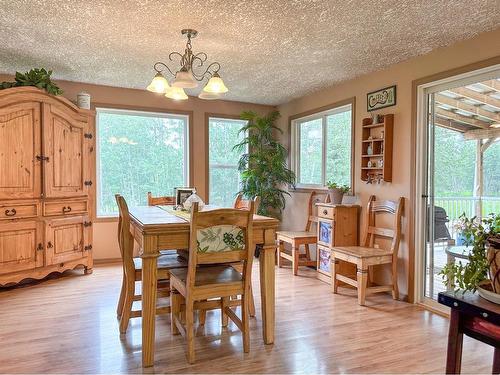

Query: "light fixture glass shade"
(203, 72), (228, 94)
(147, 72), (170, 93)
(198, 91), (221, 100)
(172, 69), (198, 88)
(165, 86), (188, 100)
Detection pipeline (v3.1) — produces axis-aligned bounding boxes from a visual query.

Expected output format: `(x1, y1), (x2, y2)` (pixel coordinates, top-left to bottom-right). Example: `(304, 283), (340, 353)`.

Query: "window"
(208, 117), (248, 206)
(291, 103), (353, 189)
(96, 108), (189, 217)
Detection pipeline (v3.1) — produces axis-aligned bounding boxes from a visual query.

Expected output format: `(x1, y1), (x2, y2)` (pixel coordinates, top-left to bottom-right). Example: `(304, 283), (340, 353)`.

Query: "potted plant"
(326, 181), (350, 204)
(0, 68), (63, 95)
(441, 213), (500, 303)
(234, 110), (295, 219)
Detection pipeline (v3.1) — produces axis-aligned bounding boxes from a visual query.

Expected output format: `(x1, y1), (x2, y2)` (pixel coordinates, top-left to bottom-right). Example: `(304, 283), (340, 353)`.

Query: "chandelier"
(146, 29), (228, 100)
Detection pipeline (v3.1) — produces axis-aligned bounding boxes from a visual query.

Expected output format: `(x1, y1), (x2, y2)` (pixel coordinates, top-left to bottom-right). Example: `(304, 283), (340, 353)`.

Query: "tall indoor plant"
(234, 110), (295, 219)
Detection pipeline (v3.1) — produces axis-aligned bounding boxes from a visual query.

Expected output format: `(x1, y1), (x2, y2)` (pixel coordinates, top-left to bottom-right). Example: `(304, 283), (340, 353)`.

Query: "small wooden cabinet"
(316, 203), (359, 284)
(361, 114), (393, 183)
(0, 87), (95, 286)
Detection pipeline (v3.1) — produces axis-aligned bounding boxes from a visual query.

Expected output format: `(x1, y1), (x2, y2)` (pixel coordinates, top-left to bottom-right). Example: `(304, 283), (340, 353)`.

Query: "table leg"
(141, 235), (159, 368)
(446, 308), (463, 374)
(259, 228), (275, 345)
(493, 347), (500, 375)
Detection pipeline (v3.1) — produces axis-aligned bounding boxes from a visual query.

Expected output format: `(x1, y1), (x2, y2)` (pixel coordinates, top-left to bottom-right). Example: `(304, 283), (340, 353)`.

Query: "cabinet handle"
(37, 243), (44, 251)
(323, 209), (328, 215)
(84, 244), (92, 251)
(62, 206), (72, 214)
(5, 208), (16, 217)
(47, 241), (53, 248)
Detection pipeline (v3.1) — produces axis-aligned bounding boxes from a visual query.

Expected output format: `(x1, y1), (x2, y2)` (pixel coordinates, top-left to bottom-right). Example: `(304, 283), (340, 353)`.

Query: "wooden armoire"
(0, 87), (95, 286)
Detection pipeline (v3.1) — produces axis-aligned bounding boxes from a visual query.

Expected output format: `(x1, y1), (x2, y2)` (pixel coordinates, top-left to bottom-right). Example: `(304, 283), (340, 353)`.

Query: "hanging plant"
(0, 68), (63, 95)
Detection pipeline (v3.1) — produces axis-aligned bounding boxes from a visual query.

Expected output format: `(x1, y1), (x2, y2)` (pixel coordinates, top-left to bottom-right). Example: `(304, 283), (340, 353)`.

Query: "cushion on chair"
(133, 253), (187, 270)
(169, 265), (242, 286)
(332, 246), (393, 258)
(197, 225), (245, 253)
(276, 231), (316, 240)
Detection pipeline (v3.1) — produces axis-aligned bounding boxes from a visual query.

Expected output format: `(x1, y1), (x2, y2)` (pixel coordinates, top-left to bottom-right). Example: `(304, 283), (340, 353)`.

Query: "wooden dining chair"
(331, 195), (404, 306)
(147, 192), (176, 206)
(276, 191), (329, 275)
(115, 194), (187, 333)
(170, 201), (255, 363)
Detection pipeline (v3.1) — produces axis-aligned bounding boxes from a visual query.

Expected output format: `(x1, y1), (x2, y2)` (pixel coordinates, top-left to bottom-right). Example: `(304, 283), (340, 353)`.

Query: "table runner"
(157, 205), (191, 221)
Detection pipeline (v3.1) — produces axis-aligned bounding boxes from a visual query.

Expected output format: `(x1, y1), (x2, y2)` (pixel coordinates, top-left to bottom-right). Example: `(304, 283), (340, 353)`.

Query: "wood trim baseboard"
(93, 258), (122, 265)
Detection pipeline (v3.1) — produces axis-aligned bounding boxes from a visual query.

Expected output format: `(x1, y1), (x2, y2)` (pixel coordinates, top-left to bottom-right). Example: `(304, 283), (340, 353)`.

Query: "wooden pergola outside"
(434, 78), (500, 217)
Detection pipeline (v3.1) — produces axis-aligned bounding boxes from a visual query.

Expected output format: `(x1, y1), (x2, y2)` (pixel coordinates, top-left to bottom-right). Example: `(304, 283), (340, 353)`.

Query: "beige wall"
(0, 74), (274, 260)
(276, 28), (500, 300)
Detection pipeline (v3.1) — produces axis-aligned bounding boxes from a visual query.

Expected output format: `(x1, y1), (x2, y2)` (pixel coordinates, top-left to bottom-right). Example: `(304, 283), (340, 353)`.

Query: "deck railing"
(434, 196), (500, 239)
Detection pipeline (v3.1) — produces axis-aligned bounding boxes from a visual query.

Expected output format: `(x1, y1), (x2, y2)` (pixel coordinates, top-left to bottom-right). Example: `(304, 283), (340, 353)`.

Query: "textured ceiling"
(0, 0), (499, 105)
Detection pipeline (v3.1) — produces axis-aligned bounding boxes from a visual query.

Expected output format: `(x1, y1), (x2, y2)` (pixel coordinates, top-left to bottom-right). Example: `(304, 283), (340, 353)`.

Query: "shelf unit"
(361, 114), (393, 182)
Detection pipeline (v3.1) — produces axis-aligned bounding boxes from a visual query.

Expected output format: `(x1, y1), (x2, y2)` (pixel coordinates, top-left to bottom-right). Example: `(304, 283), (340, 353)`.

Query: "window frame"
(95, 106), (191, 219)
(289, 98), (355, 191)
(205, 113), (248, 205)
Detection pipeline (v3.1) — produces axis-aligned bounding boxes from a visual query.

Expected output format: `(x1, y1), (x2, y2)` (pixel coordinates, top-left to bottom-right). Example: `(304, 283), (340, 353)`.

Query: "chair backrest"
(306, 191), (330, 232)
(233, 194), (260, 214)
(186, 202), (254, 291)
(147, 192), (175, 206)
(115, 194), (136, 278)
(363, 195), (405, 257)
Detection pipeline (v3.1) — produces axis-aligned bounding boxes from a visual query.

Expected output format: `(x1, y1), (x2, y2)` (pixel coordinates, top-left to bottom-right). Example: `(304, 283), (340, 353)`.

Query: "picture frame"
(174, 187), (196, 206)
(367, 85), (396, 111)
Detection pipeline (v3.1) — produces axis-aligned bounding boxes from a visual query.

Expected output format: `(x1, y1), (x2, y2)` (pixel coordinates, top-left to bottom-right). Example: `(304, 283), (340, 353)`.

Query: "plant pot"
(477, 280), (500, 305)
(487, 243), (500, 293)
(328, 188), (344, 204)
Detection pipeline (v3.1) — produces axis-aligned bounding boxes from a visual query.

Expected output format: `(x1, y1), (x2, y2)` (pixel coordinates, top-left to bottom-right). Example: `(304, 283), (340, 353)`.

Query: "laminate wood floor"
(0, 262), (494, 374)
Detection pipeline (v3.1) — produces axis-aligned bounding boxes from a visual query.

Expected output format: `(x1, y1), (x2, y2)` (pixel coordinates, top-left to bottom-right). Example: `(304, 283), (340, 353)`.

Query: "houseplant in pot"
(326, 181), (350, 204)
(441, 212), (500, 303)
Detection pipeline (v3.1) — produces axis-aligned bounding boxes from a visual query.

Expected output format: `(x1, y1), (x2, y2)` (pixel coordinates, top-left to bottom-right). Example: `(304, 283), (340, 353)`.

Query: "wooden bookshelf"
(361, 114), (393, 183)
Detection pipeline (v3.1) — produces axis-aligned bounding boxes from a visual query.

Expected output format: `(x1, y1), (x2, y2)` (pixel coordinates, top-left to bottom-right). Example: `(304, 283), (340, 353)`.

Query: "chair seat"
(133, 253), (187, 271)
(276, 231), (316, 240)
(170, 265), (242, 286)
(332, 246), (393, 258)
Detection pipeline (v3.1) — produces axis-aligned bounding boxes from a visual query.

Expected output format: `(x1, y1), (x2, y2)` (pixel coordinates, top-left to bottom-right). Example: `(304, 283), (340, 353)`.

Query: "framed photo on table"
(174, 187), (196, 206)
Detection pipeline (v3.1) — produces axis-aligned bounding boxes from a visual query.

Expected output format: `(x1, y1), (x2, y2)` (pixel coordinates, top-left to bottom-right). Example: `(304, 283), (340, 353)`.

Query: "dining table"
(128, 204), (280, 367)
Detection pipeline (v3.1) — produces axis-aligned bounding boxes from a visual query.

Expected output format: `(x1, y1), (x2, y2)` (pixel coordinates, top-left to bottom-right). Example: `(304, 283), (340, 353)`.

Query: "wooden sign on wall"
(367, 85), (396, 111)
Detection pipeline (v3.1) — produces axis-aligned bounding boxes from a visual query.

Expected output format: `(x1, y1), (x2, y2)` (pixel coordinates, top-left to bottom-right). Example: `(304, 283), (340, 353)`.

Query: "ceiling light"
(202, 72), (228, 94)
(147, 72), (170, 94)
(165, 86), (188, 100)
(172, 68), (198, 89)
(147, 29), (228, 100)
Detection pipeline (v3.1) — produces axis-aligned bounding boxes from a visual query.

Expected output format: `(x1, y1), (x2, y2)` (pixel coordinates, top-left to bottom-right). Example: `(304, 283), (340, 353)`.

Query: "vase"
(328, 189), (344, 204)
(487, 242), (500, 294)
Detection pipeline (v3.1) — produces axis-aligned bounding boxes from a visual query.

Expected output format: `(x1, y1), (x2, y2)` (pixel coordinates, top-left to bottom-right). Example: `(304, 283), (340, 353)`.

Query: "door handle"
(47, 241), (53, 248)
(62, 206), (72, 214)
(37, 243), (44, 251)
(5, 208), (16, 217)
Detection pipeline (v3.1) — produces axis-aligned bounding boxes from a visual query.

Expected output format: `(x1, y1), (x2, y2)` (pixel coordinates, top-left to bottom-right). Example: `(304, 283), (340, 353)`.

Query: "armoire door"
(0, 220), (43, 275)
(45, 215), (89, 265)
(0, 102), (42, 199)
(42, 104), (88, 198)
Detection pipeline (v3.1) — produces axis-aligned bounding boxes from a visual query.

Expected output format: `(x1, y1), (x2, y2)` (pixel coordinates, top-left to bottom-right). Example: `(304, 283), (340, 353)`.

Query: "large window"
(96, 108), (189, 217)
(291, 103), (353, 189)
(208, 117), (247, 207)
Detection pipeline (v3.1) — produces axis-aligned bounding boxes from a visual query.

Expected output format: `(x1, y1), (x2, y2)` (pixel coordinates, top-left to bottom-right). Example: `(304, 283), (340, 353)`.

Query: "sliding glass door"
(418, 67), (500, 306)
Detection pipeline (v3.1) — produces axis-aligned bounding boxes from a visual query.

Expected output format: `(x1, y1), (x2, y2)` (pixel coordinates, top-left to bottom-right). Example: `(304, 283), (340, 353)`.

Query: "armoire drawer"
(43, 199), (89, 217)
(318, 205), (335, 219)
(0, 201), (40, 220)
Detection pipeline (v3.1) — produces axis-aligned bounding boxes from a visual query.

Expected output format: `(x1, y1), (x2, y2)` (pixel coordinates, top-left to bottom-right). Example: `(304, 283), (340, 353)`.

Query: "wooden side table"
(438, 291), (500, 374)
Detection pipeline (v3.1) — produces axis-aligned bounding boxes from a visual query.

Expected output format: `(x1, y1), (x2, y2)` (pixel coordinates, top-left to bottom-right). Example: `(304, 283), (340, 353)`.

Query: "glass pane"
(208, 118), (247, 206)
(209, 167), (241, 207)
(97, 111), (187, 216)
(298, 118), (323, 184)
(326, 109), (352, 186)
